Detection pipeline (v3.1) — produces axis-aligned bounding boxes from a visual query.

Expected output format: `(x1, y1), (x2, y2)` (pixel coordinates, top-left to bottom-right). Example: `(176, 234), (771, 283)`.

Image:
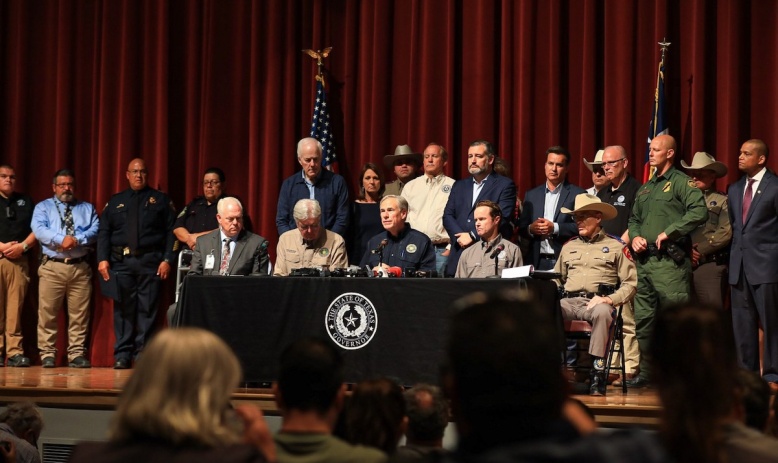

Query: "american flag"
(310, 80), (337, 169)
(644, 58), (669, 182)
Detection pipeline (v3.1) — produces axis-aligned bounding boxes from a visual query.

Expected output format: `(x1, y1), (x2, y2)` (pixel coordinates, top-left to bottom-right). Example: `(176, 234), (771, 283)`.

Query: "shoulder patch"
(622, 246), (634, 262)
(687, 179), (696, 188)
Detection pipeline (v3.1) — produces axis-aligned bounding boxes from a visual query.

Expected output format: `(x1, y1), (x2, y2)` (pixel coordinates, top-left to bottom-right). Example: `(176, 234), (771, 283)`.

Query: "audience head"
(404, 384), (448, 446)
(203, 167), (225, 203)
(297, 137), (324, 181)
(358, 162), (385, 201)
(217, 197), (244, 238)
(0, 402), (43, 447)
(443, 290), (565, 453)
(340, 377), (406, 454)
(651, 303), (738, 463)
(423, 143), (448, 178)
(379, 195), (408, 236)
(293, 199), (323, 241)
(735, 368), (771, 432)
(109, 328), (243, 447)
(276, 337), (344, 416)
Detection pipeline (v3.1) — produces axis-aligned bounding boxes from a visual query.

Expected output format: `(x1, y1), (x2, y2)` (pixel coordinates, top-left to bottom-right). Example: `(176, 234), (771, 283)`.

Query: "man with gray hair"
(188, 197), (269, 276)
(275, 137), (349, 236)
(395, 384), (448, 461)
(360, 195), (435, 275)
(274, 199), (348, 276)
(0, 401), (43, 463)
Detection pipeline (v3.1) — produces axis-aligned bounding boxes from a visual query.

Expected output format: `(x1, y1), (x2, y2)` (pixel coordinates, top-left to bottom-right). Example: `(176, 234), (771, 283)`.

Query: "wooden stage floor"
(0, 367), (662, 429)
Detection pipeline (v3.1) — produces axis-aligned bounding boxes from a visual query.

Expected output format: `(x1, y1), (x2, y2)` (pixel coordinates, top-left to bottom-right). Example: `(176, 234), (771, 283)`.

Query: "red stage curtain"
(0, 0), (775, 366)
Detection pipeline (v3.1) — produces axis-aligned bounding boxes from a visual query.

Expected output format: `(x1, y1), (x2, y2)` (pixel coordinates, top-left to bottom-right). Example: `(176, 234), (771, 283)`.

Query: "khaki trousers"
(610, 301), (641, 375)
(37, 260), (92, 361)
(0, 257), (30, 357)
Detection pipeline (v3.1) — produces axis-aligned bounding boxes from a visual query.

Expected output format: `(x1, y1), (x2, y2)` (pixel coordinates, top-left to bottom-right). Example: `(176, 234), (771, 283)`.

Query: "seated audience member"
(187, 197), (269, 276)
(440, 290), (664, 462)
(736, 369), (772, 433)
(348, 163), (385, 265)
(274, 199), (349, 276)
(68, 328), (275, 463)
(337, 377), (406, 455)
(651, 303), (778, 463)
(273, 338), (387, 463)
(360, 195), (435, 275)
(0, 402), (43, 463)
(393, 384), (448, 462)
(554, 194), (637, 395)
(455, 200), (522, 278)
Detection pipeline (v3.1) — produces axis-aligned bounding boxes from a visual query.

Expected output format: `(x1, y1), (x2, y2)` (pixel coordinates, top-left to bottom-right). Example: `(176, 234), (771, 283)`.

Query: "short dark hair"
(341, 377), (406, 454)
(469, 140), (495, 157)
(445, 290), (565, 450)
(52, 169), (76, 183)
(0, 402), (43, 439)
(546, 146), (571, 165)
(404, 384), (448, 442)
(357, 162), (385, 201)
(475, 200), (501, 219)
(278, 337), (344, 415)
(204, 167), (226, 183)
(746, 139), (770, 160)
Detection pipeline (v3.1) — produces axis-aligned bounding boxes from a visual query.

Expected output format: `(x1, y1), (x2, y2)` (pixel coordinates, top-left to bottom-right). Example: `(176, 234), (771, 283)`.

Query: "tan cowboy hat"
(583, 149), (605, 172)
(680, 151), (728, 178)
(383, 145), (422, 169)
(561, 193), (618, 221)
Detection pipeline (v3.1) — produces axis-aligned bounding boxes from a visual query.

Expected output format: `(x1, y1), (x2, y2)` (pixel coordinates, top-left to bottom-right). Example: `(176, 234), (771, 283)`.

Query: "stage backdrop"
(1, 0), (775, 366)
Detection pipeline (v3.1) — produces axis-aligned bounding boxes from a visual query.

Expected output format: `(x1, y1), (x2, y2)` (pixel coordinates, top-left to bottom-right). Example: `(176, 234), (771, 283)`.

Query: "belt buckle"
(122, 247), (130, 256)
(63, 257), (71, 264)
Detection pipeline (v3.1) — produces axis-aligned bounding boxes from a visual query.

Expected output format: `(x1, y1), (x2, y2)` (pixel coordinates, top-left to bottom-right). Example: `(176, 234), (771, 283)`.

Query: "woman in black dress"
(349, 163), (385, 265)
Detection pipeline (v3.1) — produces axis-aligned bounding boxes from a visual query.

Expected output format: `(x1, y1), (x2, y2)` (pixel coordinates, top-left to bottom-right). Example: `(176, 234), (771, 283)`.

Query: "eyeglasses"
(602, 158), (626, 167)
(55, 182), (75, 188)
(127, 169), (148, 176)
(0, 174), (16, 180)
(203, 180), (221, 186)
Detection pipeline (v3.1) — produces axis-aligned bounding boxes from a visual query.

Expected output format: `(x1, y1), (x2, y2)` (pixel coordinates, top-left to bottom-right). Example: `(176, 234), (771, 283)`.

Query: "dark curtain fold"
(0, 0), (775, 366)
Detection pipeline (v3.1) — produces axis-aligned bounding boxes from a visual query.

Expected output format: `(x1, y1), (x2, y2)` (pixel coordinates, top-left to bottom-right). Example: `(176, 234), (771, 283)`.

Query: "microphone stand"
(493, 253), (500, 277)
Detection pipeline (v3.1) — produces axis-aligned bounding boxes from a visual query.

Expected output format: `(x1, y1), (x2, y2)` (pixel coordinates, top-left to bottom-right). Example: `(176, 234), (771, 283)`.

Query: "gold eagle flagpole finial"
(302, 47), (333, 88)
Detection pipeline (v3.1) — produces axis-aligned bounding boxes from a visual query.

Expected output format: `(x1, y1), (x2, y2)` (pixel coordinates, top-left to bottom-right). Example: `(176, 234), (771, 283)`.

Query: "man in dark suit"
(188, 197), (269, 276)
(442, 140), (516, 277)
(728, 139), (778, 392)
(517, 146), (585, 270)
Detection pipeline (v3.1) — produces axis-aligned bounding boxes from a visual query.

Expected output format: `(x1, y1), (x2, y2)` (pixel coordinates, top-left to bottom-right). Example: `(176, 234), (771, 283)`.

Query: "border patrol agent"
(627, 135), (708, 388)
(97, 158), (176, 369)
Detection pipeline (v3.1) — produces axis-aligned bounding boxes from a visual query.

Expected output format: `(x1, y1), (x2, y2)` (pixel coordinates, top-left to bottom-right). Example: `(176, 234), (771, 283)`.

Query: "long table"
(176, 276), (559, 385)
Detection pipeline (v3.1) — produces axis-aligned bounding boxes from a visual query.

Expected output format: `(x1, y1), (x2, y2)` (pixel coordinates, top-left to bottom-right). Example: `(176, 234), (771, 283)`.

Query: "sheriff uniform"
(691, 190), (731, 309)
(274, 229), (348, 276)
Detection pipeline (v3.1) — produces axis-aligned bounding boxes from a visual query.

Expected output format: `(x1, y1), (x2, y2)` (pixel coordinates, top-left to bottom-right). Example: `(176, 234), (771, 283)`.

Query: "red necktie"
(742, 178), (755, 224)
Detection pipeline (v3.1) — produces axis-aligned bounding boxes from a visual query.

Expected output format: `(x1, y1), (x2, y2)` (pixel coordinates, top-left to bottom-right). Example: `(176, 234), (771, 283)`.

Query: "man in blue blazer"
(728, 139), (778, 391)
(517, 147), (585, 270)
(442, 140), (516, 277)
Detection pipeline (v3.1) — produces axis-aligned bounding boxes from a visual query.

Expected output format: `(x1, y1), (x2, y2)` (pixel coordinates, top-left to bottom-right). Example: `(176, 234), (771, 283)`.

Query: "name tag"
(205, 254), (215, 270)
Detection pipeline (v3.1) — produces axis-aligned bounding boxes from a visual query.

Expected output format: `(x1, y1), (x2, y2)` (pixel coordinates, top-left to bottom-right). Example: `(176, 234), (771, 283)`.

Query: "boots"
(589, 357), (606, 396)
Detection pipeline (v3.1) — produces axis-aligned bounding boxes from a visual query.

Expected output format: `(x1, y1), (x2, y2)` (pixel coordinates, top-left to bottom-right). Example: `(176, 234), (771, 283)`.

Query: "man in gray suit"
(188, 196), (269, 276)
(728, 139), (778, 392)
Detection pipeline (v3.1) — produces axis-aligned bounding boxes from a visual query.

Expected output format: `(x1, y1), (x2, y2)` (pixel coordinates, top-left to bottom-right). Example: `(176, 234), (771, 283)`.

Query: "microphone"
(371, 239), (389, 254)
(489, 244), (505, 259)
(386, 266), (403, 277)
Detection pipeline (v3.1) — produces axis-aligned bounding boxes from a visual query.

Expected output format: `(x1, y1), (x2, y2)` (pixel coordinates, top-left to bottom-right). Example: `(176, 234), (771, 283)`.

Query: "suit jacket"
(442, 173), (516, 276)
(188, 229), (269, 276)
(517, 180), (585, 268)
(728, 170), (778, 285)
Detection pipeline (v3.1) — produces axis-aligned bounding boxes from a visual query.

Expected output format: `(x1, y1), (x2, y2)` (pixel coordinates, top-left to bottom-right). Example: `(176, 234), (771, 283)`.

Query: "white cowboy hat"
(383, 145), (422, 169)
(561, 193), (618, 221)
(583, 149), (605, 172)
(680, 151), (728, 178)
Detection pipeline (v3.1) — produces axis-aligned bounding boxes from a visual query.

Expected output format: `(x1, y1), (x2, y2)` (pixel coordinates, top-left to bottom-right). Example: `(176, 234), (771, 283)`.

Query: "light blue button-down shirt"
(32, 197), (99, 259)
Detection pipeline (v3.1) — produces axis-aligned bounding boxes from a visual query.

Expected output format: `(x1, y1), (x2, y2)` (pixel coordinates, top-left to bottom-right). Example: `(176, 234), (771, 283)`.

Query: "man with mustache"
(32, 169), (99, 368)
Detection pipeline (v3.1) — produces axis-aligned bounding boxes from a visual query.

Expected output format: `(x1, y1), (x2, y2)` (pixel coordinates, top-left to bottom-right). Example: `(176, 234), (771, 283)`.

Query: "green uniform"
(628, 166), (707, 380)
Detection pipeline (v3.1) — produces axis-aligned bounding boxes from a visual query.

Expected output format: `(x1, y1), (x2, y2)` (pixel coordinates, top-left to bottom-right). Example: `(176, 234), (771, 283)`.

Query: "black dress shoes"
(69, 356), (92, 368)
(113, 358), (130, 370)
(625, 376), (652, 388)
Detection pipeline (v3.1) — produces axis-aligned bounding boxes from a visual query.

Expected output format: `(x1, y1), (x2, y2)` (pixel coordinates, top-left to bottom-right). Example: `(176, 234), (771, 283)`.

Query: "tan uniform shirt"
(554, 229), (637, 306)
(384, 179), (407, 197)
(273, 229), (348, 276)
(691, 190), (731, 256)
(455, 236), (523, 278)
(401, 173), (455, 243)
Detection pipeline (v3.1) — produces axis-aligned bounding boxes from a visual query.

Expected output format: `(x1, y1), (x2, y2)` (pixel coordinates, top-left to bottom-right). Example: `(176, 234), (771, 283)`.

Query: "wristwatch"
(21, 242), (29, 253)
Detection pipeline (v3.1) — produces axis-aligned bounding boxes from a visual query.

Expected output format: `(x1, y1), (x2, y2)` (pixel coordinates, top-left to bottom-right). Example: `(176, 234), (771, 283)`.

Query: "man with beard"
(32, 169), (99, 368)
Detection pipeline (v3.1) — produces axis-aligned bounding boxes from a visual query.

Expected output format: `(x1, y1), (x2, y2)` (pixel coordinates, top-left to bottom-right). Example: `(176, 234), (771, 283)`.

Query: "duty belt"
(644, 244), (666, 257)
(698, 250), (730, 266)
(112, 246), (161, 257)
(562, 291), (597, 299)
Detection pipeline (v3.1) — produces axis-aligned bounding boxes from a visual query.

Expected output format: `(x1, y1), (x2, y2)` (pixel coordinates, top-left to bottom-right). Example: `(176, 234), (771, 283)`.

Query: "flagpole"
(644, 39), (671, 181)
(302, 47), (338, 170)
